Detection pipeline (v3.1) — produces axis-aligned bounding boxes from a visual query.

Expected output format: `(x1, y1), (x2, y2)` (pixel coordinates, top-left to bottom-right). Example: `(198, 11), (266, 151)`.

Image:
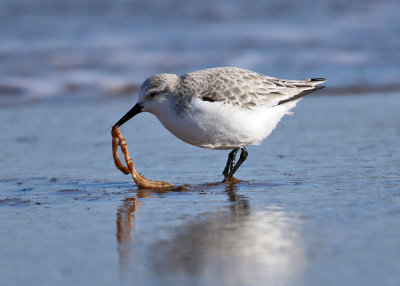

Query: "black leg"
(225, 147), (248, 181)
(222, 148), (239, 180)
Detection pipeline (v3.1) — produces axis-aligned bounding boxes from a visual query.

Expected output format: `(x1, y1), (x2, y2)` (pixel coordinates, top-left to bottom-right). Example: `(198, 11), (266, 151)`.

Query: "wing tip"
(310, 78), (326, 83)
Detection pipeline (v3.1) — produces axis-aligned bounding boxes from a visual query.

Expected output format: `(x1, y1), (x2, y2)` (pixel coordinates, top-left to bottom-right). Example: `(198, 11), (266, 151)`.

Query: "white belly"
(152, 98), (298, 150)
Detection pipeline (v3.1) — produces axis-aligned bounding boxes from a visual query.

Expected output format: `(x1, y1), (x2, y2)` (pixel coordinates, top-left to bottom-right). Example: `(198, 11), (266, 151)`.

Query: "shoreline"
(0, 82), (399, 107)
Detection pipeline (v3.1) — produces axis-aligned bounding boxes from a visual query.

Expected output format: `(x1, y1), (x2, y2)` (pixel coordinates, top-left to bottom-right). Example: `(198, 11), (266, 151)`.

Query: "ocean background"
(1, 1), (400, 286)
(0, 0), (399, 103)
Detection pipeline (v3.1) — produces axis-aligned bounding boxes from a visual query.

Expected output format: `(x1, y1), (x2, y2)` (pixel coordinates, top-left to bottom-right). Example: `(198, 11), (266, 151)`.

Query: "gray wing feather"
(181, 67), (325, 109)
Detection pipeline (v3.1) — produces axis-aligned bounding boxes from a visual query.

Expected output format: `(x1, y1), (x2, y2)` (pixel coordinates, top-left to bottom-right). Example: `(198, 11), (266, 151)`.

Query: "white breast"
(151, 97), (299, 150)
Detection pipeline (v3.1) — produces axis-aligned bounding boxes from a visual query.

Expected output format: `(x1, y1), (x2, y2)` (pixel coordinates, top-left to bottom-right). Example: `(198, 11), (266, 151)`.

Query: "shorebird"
(113, 67), (325, 182)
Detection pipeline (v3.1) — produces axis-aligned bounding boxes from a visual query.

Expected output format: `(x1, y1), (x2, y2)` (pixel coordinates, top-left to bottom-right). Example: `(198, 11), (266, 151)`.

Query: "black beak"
(113, 103), (143, 128)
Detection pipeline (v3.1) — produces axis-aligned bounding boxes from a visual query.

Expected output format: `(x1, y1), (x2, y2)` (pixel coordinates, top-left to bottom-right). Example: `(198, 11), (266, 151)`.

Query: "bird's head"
(113, 73), (180, 128)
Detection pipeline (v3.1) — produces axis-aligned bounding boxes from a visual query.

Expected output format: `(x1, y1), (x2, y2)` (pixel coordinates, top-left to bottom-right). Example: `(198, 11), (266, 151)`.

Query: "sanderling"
(113, 67), (325, 182)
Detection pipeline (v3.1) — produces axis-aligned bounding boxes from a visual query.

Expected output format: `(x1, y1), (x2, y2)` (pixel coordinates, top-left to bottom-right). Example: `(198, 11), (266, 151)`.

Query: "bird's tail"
(277, 78), (326, 105)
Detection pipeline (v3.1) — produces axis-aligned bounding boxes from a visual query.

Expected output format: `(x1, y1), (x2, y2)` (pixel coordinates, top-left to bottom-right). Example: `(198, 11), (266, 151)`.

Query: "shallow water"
(1, 93), (399, 285)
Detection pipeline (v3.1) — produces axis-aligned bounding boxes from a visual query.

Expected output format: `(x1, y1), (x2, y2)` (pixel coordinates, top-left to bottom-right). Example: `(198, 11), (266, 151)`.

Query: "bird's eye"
(148, 92), (157, 98)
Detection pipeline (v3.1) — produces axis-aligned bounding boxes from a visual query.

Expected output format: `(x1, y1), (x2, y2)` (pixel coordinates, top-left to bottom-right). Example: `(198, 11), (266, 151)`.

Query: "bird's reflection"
(116, 197), (137, 274)
(225, 181), (251, 219)
(116, 181), (304, 285)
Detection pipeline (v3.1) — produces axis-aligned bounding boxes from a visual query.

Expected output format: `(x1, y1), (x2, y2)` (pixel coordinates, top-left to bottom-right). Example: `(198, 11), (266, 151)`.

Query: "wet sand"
(1, 93), (399, 285)
(2, 0), (400, 284)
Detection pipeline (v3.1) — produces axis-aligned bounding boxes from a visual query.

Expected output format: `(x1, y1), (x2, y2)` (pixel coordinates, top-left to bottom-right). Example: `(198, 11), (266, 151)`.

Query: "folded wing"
(190, 67), (325, 109)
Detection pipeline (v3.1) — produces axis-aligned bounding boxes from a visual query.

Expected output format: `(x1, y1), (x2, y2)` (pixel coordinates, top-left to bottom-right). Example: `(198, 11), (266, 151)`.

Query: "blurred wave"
(0, 0), (399, 102)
